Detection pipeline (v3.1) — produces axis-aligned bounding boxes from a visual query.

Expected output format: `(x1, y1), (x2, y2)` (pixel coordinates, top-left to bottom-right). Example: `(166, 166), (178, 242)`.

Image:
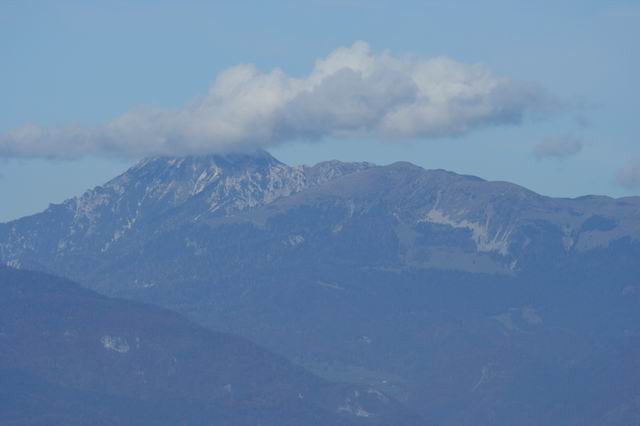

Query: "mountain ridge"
(2, 149), (640, 286)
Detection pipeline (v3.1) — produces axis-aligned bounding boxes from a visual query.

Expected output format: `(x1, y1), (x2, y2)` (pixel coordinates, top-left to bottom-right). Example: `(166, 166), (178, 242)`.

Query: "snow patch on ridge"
(287, 235), (305, 246)
(338, 391), (375, 418)
(192, 166), (222, 195)
(100, 335), (130, 353)
(420, 208), (513, 255)
(102, 217), (137, 252)
(5, 259), (21, 269)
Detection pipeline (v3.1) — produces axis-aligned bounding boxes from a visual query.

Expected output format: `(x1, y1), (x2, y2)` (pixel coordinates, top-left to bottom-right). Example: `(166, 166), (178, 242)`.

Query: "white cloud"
(615, 160), (640, 189)
(1, 41), (556, 160)
(532, 135), (583, 159)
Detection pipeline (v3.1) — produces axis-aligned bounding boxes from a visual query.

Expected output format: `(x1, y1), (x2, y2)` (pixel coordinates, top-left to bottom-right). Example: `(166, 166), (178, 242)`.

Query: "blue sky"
(1, 0), (639, 222)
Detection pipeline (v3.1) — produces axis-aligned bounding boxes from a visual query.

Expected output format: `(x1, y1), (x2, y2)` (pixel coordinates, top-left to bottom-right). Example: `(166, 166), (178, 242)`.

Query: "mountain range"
(2, 150), (639, 425)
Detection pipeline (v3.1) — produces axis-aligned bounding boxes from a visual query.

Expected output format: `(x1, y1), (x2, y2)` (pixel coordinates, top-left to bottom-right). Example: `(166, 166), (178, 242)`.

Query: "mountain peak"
(0, 151), (377, 263)
(130, 149), (281, 174)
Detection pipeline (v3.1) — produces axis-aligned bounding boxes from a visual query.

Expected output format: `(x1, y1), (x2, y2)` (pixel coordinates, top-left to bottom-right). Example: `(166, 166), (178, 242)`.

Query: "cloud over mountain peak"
(1, 42), (555, 160)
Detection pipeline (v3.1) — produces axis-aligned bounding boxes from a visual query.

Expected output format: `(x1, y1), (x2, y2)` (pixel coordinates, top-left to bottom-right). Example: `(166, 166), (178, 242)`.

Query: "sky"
(1, 0), (639, 222)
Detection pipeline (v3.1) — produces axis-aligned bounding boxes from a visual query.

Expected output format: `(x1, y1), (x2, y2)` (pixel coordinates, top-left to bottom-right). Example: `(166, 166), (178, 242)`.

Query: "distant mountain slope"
(0, 265), (420, 426)
(1, 151), (640, 425)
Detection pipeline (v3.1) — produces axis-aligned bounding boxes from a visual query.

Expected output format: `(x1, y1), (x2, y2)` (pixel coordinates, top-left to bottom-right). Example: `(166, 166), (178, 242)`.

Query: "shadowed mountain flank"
(0, 265), (421, 426)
